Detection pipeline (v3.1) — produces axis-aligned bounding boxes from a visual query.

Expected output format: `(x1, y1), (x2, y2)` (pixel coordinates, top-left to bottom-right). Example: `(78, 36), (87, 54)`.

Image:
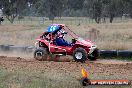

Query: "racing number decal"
(50, 26), (57, 32)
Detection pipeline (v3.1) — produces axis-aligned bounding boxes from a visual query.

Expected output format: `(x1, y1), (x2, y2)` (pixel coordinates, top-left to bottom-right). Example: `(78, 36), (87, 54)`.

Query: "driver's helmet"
(57, 30), (67, 38)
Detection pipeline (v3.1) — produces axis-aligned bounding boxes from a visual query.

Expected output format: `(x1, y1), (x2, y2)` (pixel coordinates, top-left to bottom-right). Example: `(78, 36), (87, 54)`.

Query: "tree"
(107, 0), (126, 23)
(125, 0), (132, 18)
(93, 0), (102, 23)
(67, 0), (84, 10)
(1, 0), (27, 23)
(1, 0), (132, 23)
(2, 0), (17, 23)
(83, 0), (103, 23)
(54, 0), (66, 18)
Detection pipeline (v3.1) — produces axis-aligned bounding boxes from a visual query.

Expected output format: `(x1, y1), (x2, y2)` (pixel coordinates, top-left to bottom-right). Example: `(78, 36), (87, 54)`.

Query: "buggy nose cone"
(89, 45), (97, 54)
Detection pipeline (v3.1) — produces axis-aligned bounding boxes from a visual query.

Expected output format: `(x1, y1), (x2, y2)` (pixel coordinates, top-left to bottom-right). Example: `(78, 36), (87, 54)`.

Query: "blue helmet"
(47, 25), (60, 33)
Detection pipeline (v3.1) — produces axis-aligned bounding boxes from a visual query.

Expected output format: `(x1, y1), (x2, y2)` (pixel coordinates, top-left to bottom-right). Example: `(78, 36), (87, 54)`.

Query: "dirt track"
(0, 56), (132, 80)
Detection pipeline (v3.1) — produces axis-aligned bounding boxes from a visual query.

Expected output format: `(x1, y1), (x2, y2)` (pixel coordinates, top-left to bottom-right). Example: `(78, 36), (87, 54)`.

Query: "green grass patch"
(0, 66), (132, 88)
(0, 67), (82, 88)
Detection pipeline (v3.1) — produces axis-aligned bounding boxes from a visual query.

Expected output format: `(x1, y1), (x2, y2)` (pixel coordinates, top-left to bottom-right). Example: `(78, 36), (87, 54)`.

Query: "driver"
(55, 31), (72, 46)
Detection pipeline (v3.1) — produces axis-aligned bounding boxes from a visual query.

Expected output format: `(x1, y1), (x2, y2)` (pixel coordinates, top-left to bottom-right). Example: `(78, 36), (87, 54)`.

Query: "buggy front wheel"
(73, 48), (87, 62)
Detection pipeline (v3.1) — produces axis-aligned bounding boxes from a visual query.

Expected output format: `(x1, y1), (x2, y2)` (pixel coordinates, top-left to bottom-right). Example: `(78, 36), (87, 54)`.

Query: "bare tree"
(2, 0), (26, 23)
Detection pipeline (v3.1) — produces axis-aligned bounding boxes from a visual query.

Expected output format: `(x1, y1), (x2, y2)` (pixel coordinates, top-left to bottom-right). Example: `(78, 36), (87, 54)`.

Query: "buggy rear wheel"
(73, 48), (87, 63)
(34, 47), (48, 61)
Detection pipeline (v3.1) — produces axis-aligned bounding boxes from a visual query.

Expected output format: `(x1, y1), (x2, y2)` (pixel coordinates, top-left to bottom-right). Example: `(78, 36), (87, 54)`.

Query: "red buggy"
(34, 24), (98, 62)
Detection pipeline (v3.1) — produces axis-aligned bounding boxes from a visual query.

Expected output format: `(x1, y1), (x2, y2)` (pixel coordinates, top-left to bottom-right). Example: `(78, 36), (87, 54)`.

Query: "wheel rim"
(36, 51), (43, 59)
(75, 52), (83, 59)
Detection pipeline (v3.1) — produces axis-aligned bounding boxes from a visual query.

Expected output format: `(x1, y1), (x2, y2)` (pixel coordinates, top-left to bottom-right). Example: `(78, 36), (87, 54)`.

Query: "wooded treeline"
(0, 0), (132, 23)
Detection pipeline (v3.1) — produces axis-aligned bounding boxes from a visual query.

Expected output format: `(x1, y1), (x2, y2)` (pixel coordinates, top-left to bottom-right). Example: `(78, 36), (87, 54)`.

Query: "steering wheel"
(72, 38), (77, 44)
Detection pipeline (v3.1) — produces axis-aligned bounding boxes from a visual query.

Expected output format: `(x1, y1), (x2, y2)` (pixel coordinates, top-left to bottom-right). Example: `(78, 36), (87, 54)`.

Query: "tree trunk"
(110, 14), (114, 23)
(6, 15), (17, 24)
(130, 12), (132, 18)
(95, 17), (101, 24)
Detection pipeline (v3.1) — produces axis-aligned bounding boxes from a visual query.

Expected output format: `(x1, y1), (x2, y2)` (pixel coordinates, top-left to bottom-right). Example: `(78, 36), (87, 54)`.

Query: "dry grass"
(0, 24), (44, 46)
(68, 22), (132, 50)
(0, 19), (132, 50)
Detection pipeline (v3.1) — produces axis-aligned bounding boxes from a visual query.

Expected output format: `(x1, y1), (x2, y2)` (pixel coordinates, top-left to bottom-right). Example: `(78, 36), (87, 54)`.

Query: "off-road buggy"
(34, 24), (98, 62)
